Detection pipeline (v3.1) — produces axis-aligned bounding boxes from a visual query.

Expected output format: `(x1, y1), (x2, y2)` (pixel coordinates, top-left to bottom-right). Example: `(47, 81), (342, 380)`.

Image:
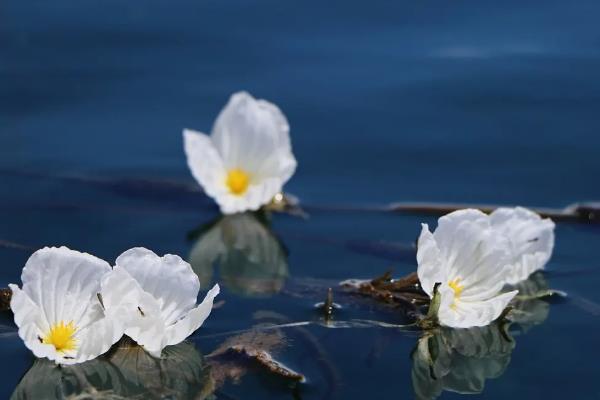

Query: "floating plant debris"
(207, 327), (305, 385)
(341, 270), (428, 316)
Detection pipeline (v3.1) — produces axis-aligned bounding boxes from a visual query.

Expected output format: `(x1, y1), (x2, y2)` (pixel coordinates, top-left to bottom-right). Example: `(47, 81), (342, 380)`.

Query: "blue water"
(1, 1), (600, 398)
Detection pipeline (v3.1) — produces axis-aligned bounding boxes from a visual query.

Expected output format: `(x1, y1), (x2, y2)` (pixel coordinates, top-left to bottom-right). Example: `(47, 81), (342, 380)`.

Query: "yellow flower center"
(42, 321), (78, 353)
(226, 168), (250, 195)
(448, 278), (465, 309)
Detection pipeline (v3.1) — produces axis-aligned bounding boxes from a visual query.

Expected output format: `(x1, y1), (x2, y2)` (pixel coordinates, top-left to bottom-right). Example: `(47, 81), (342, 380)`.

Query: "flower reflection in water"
(412, 273), (553, 400)
(412, 321), (515, 400)
(506, 272), (552, 333)
(11, 341), (212, 400)
(189, 213), (288, 297)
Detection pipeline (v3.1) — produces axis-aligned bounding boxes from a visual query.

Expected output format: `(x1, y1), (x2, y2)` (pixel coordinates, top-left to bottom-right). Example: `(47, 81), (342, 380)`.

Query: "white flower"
(9, 247), (123, 365)
(183, 91), (297, 214)
(490, 207), (555, 285)
(101, 247), (220, 357)
(417, 209), (518, 328)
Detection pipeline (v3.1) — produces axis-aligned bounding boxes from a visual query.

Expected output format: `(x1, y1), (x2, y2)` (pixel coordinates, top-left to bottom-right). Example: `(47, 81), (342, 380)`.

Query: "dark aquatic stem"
(385, 201), (600, 223)
(2, 169), (599, 224)
(340, 270), (428, 319)
(0, 288), (10, 311)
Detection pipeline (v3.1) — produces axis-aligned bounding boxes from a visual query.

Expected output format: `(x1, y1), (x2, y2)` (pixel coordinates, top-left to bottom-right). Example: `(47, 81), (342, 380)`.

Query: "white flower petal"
(418, 211), (510, 296)
(417, 210), (519, 328)
(218, 177), (283, 215)
(21, 247), (111, 327)
(432, 209), (489, 257)
(9, 284), (47, 332)
(115, 248), (201, 325)
(490, 207), (555, 285)
(438, 291), (518, 328)
(125, 314), (167, 357)
(65, 316), (123, 365)
(437, 283), (457, 315)
(101, 264), (167, 355)
(25, 339), (58, 361)
(416, 224), (445, 297)
(165, 284), (220, 346)
(211, 91), (296, 181)
(9, 286), (57, 360)
(103, 247), (218, 357)
(433, 210), (508, 284)
(183, 92), (297, 214)
(11, 247), (121, 364)
(183, 129), (228, 199)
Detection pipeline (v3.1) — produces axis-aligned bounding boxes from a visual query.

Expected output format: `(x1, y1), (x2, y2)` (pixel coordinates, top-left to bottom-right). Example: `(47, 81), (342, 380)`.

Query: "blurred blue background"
(1, 1), (599, 399)
(2, 0), (599, 205)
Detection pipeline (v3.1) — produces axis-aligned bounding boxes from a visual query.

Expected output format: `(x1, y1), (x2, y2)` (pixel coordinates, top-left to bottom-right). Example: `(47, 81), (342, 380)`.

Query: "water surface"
(1, 1), (599, 398)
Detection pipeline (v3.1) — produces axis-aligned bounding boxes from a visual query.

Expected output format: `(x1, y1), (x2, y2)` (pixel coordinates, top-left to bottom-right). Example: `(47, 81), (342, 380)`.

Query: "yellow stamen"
(42, 321), (77, 353)
(448, 278), (465, 309)
(448, 278), (464, 298)
(226, 168), (250, 195)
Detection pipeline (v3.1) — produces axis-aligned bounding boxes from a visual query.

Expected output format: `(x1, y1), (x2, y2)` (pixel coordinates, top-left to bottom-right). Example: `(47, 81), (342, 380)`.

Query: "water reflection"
(508, 272), (551, 333)
(189, 213), (288, 297)
(412, 322), (515, 399)
(411, 273), (552, 399)
(11, 341), (212, 400)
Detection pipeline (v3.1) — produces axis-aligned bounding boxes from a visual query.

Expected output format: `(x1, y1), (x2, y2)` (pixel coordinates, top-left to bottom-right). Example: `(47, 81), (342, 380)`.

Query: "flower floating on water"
(9, 247), (123, 365)
(417, 209), (518, 328)
(101, 247), (220, 357)
(183, 91), (297, 214)
(490, 207), (555, 285)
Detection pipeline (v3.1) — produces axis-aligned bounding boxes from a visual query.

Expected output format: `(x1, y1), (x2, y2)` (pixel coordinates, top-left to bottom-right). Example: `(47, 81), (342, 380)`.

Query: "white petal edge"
(490, 207), (555, 285)
(217, 177), (282, 215)
(63, 315), (123, 365)
(183, 128), (228, 200)
(416, 224), (445, 298)
(11, 247), (117, 364)
(438, 290), (518, 329)
(100, 266), (166, 356)
(211, 91), (296, 182)
(9, 285), (57, 361)
(20, 247), (112, 329)
(432, 209), (490, 255)
(115, 247), (201, 325)
(165, 283), (220, 346)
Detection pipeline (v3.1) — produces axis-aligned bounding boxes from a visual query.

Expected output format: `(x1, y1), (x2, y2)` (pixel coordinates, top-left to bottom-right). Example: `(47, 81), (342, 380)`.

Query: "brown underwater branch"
(340, 270), (429, 318)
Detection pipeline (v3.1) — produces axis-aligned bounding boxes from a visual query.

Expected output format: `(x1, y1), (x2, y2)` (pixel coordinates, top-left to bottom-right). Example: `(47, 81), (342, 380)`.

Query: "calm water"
(1, 1), (600, 398)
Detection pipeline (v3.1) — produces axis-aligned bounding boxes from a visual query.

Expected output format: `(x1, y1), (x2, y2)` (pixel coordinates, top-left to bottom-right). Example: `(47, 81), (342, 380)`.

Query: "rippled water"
(1, 0), (600, 398)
